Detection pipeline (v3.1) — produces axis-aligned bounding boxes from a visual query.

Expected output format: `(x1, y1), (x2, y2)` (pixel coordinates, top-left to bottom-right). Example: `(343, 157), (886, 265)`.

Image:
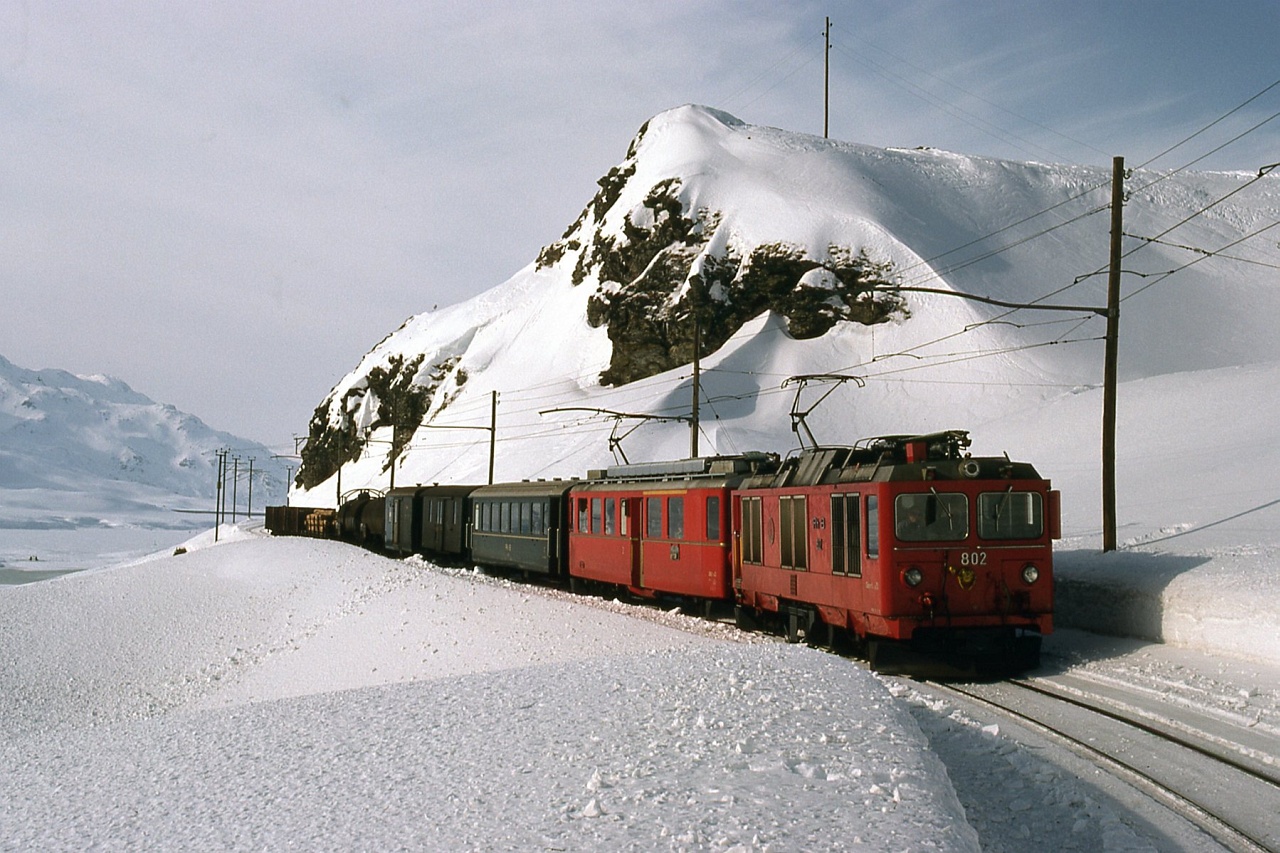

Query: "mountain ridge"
(0, 353), (287, 527)
(293, 105), (1280, 503)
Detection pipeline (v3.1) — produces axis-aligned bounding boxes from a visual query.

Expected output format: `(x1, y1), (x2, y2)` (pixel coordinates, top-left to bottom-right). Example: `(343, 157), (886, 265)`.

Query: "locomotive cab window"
(604, 498), (616, 535)
(978, 490), (1044, 540)
(895, 493), (968, 542)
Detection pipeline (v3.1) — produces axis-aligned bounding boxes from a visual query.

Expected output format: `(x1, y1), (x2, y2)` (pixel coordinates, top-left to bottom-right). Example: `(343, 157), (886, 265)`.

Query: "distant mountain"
(294, 105), (1280, 505)
(0, 354), (287, 527)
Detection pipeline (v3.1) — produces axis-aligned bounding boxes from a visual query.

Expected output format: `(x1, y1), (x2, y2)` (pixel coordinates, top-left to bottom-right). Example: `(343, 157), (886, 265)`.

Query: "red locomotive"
(731, 431), (1058, 673)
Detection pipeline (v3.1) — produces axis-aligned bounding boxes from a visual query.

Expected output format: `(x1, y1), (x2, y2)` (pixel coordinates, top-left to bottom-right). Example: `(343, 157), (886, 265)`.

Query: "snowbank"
(0, 535), (978, 851)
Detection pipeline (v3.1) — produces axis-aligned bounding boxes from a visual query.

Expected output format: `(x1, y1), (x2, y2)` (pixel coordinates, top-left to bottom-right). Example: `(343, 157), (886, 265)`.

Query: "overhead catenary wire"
(829, 41), (1079, 165)
(1132, 77), (1280, 172)
(1122, 216), (1280, 303)
(834, 30), (1110, 162)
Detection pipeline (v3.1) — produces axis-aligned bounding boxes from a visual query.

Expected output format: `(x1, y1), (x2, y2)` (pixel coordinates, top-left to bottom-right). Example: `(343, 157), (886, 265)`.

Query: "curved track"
(927, 676), (1280, 852)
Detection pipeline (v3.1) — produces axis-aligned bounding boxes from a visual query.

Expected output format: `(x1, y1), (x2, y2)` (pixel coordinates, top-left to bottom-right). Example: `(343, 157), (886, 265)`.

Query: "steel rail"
(928, 678), (1277, 853)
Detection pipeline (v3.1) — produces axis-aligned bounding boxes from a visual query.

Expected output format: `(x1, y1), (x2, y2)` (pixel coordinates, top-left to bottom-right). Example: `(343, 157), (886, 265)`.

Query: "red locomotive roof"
(739, 430), (1045, 489)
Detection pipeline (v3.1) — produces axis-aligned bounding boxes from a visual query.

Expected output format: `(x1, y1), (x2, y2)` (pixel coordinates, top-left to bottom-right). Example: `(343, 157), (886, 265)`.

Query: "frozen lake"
(0, 526), (204, 585)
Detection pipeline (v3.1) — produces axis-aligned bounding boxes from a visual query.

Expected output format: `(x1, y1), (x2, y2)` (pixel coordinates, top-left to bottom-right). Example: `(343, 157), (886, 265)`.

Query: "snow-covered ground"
(3, 520), (1276, 851)
(1, 529), (980, 851)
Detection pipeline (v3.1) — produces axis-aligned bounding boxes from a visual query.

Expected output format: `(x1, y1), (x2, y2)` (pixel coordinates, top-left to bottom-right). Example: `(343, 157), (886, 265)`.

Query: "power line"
(829, 41), (1082, 164)
(1123, 231), (1280, 271)
(837, 28), (1111, 162)
(1122, 216), (1280, 304)
(1134, 77), (1280, 171)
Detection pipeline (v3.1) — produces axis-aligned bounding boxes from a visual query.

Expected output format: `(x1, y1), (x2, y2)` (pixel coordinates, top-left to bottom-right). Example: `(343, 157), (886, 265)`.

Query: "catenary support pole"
(691, 316), (700, 458)
(1102, 156), (1124, 552)
(488, 390), (497, 485)
(823, 17), (831, 139)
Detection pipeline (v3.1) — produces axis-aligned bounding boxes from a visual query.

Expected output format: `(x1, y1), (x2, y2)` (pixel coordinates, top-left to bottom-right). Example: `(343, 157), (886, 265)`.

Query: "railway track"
(924, 675), (1280, 852)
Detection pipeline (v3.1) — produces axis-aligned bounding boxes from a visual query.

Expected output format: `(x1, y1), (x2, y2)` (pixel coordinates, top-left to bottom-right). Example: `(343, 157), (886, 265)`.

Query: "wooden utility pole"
(690, 317), (701, 458)
(823, 17), (831, 138)
(488, 390), (498, 485)
(213, 449), (225, 542)
(231, 455), (240, 523)
(1102, 156), (1124, 552)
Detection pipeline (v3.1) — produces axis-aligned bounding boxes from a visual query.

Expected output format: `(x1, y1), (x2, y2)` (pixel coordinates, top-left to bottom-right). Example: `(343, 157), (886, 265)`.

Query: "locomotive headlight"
(903, 567), (924, 587)
(1021, 564), (1040, 585)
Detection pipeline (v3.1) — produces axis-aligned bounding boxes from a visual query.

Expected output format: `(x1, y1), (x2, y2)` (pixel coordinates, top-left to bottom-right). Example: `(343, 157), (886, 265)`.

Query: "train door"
(625, 497), (642, 586)
(386, 496), (399, 551)
(443, 496), (461, 553)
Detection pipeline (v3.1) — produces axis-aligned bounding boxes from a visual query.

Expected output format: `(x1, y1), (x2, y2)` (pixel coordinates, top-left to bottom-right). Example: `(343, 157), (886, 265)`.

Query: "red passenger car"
(567, 454), (779, 605)
(732, 431), (1059, 673)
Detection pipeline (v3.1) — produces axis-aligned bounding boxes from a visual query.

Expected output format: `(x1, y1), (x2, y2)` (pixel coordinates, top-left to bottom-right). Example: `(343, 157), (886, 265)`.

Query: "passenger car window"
(706, 496), (720, 540)
(668, 497), (684, 540)
(646, 497), (662, 539)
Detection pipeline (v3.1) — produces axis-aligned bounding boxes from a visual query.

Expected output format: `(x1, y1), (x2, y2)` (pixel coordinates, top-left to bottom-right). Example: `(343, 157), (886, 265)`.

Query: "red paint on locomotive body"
(567, 454), (780, 600)
(732, 431), (1058, 663)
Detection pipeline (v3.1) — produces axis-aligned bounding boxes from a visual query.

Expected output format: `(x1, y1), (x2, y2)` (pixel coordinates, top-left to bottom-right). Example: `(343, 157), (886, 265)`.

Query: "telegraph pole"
(231, 455), (240, 523)
(488, 390), (498, 484)
(1102, 156), (1124, 552)
(246, 457), (255, 520)
(690, 316), (701, 458)
(214, 448), (227, 542)
(823, 17), (831, 139)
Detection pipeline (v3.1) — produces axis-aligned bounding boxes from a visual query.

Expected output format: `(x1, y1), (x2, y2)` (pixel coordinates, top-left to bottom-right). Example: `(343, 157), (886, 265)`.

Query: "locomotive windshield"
(978, 490), (1044, 540)
(895, 493), (968, 542)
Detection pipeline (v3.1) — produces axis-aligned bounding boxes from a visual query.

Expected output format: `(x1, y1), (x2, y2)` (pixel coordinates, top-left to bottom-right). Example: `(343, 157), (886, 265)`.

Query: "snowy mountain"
(294, 105), (1280, 529)
(0, 354), (287, 528)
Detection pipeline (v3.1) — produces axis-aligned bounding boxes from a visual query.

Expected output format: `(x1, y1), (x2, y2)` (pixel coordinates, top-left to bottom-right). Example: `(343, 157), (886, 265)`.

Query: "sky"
(2, 0), (1277, 451)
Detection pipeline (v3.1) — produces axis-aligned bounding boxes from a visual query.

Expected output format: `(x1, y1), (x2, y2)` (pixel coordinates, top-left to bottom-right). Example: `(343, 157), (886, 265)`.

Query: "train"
(266, 429), (1059, 675)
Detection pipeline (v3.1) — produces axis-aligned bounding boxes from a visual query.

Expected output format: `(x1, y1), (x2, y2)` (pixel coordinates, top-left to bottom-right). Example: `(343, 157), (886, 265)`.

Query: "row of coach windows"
(575, 495), (722, 541)
(741, 493), (879, 571)
(474, 501), (547, 537)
